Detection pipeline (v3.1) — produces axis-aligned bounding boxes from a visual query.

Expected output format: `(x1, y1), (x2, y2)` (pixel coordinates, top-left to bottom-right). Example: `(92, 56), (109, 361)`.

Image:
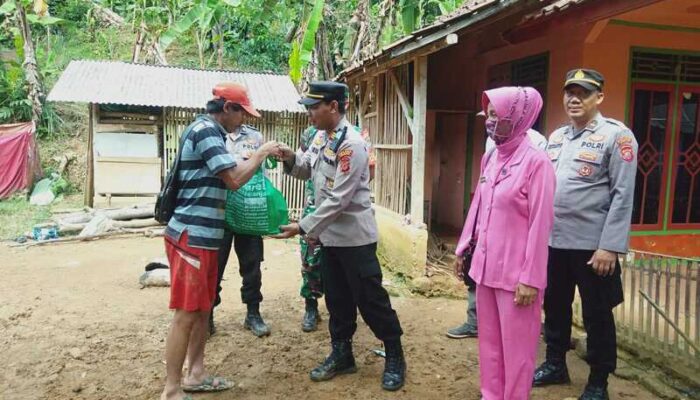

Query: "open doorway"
(430, 111), (471, 236)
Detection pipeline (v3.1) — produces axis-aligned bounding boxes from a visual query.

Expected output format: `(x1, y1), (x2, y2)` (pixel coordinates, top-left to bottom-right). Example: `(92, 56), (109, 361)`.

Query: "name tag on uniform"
(580, 141), (605, 151)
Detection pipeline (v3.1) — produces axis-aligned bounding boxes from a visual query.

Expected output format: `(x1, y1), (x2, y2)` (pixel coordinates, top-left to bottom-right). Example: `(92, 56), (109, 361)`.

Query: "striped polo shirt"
(165, 115), (237, 250)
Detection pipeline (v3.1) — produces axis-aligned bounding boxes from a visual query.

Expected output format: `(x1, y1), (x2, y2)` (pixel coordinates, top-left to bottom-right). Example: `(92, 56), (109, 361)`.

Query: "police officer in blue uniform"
(533, 69), (638, 400)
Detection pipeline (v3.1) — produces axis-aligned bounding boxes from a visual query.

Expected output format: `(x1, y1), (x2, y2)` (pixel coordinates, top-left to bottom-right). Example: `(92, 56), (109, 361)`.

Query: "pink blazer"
(456, 140), (556, 291)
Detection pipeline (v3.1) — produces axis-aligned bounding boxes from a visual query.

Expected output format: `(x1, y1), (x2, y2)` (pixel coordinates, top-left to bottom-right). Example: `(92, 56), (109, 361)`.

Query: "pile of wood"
(13, 204), (164, 248)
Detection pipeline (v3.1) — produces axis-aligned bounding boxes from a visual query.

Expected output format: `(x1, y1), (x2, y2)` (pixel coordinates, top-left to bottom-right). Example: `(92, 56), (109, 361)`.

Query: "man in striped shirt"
(161, 82), (280, 400)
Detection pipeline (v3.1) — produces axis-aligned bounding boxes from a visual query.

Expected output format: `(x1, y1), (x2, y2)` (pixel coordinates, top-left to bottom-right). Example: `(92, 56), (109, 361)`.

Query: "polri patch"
(338, 149), (353, 174)
(619, 144), (635, 162)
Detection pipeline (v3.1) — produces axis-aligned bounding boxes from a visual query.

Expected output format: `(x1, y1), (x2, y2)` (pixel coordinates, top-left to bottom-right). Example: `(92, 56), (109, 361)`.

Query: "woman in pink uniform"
(455, 86), (555, 400)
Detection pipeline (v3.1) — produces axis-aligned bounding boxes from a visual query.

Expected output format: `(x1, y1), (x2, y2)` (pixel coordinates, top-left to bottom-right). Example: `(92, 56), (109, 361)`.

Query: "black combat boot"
(579, 384), (609, 400)
(533, 359), (571, 387)
(302, 298), (321, 332)
(382, 339), (406, 391)
(243, 303), (270, 337)
(579, 371), (610, 400)
(309, 340), (357, 381)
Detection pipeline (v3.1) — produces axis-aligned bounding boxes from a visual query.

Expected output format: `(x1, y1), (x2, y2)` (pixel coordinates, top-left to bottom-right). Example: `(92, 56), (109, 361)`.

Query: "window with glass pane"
(672, 91), (700, 225)
(631, 88), (670, 226)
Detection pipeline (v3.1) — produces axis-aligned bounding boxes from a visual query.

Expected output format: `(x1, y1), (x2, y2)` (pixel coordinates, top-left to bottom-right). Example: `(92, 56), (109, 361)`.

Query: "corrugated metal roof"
(47, 60), (306, 113)
(337, 0), (503, 79)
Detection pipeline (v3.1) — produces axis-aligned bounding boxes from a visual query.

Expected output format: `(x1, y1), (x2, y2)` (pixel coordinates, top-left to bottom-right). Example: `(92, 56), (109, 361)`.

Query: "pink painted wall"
(421, 1), (700, 232)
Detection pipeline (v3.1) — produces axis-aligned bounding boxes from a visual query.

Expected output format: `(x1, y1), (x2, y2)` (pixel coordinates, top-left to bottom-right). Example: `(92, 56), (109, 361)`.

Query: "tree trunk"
(349, 0), (370, 67)
(16, 5), (44, 125)
(372, 0), (394, 52)
(88, 1), (125, 27)
(132, 24), (146, 62)
(316, 21), (333, 80)
(216, 22), (224, 69)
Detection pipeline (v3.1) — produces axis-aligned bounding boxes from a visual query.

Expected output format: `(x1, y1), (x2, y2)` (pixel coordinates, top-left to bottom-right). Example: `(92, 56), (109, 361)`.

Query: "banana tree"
(158, 0), (241, 68)
(397, 0), (464, 34)
(288, 0), (324, 85)
(1, 0), (62, 123)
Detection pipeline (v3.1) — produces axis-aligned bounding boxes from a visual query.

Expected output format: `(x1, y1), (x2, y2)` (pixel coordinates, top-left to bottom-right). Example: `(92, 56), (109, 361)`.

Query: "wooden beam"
(388, 69), (415, 136)
(505, 0), (661, 44)
(373, 144), (412, 150)
(359, 80), (370, 118)
(95, 123), (159, 134)
(410, 56), (428, 226)
(585, 19), (609, 44)
(375, 73), (385, 141)
(85, 104), (97, 207)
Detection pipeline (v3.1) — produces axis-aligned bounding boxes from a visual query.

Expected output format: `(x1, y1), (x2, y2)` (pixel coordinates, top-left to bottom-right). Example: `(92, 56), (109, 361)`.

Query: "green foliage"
(288, 0), (324, 83)
(288, 41), (301, 83)
(0, 64), (32, 123)
(0, 193), (83, 240)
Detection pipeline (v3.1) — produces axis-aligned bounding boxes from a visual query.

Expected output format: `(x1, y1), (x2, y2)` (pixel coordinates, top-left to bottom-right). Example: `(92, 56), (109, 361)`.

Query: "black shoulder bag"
(155, 128), (192, 224)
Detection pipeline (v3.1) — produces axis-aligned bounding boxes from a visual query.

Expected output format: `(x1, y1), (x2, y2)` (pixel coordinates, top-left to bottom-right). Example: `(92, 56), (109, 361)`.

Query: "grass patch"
(0, 193), (84, 241)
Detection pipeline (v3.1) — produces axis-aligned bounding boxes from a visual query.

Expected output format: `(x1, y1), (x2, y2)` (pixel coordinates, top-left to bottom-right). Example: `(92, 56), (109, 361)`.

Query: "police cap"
(299, 81), (349, 106)
(564, 69), (604, 92)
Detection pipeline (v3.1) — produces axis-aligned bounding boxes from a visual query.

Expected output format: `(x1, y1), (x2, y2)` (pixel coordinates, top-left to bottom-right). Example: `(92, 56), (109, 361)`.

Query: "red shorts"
(165, 230), (218, 312)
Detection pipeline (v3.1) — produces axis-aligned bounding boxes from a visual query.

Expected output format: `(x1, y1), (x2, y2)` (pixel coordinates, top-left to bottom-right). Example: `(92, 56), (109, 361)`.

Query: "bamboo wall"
(163, 108), (308, 219)
(350, 63), (413, 216)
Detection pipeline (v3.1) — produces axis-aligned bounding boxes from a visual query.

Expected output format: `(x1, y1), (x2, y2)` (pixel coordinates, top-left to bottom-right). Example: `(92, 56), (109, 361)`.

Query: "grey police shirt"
(284, 118), (377, 247)
(547, 113), (638, 254)
(225, 125), (264, 163)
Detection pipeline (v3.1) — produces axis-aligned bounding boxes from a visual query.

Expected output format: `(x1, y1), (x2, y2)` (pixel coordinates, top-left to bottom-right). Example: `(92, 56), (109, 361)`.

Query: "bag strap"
(469, 147), (497, 240)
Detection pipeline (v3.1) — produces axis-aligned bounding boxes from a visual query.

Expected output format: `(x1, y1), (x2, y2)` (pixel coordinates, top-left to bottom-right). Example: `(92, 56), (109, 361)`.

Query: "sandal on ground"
(182, 376), (234, 393)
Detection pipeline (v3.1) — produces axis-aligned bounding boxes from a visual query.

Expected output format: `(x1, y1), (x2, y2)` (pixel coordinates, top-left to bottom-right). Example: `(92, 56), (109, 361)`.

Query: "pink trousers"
(477, 284), (543, 400)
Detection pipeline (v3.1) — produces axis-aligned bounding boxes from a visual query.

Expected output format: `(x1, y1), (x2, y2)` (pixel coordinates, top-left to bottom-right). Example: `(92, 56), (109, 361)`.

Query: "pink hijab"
(481, 86), (543, 147)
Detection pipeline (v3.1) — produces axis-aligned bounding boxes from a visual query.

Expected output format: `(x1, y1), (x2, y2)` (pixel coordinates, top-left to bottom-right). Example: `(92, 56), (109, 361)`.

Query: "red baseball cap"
(212, 82), (261, 118)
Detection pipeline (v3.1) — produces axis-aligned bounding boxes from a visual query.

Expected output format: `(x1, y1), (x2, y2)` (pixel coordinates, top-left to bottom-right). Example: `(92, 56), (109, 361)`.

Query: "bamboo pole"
(639, 290), (700, 354)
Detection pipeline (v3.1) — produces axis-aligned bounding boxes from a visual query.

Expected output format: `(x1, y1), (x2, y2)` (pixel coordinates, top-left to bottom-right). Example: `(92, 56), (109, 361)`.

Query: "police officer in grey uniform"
(213, 122), (271, 338)
(274, 81), (406, 391)
(533, 69), (638, 400)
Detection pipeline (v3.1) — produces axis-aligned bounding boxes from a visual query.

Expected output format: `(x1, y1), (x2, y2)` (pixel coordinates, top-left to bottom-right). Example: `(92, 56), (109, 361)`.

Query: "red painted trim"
(668, 85), (700, 230)
(629, 82), (675, 231)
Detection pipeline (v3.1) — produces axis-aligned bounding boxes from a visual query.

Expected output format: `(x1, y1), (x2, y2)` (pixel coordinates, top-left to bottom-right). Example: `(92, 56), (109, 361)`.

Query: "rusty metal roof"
(47, 60), (306, 113)
(521, 0), (590, 22)
(337, 0), (515, 79)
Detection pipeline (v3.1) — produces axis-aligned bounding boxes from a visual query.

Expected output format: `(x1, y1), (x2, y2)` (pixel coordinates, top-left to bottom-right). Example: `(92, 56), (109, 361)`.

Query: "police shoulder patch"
(338, 148), (353, 174)
(619, 143), (635, 162)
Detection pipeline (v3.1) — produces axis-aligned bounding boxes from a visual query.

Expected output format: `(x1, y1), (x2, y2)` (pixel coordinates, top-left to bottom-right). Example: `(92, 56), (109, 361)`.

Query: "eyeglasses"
(228, 103), (243, 112)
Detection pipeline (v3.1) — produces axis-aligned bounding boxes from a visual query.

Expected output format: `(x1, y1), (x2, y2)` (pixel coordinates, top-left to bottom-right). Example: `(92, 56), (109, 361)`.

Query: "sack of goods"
(225, 158), (289, 236)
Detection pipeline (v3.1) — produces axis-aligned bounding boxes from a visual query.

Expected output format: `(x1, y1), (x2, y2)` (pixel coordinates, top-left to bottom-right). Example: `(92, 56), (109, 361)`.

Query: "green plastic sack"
(224, 159), (289, 235)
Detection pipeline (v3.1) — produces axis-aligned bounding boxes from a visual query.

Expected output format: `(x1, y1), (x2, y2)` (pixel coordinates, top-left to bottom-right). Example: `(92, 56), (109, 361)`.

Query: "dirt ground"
(0, 237), (662, 400)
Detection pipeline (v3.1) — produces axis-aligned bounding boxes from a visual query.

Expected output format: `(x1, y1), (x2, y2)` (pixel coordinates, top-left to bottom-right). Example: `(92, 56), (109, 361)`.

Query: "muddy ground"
(0, 237), (662, 399)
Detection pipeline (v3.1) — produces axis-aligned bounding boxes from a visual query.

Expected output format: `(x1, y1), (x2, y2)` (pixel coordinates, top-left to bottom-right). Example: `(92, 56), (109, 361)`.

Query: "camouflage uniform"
(299, 126), (324, 300)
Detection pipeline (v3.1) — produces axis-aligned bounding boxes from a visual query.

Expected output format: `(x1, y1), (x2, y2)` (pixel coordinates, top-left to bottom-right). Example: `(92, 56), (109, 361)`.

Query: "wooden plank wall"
(350, 64), (413, 216)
